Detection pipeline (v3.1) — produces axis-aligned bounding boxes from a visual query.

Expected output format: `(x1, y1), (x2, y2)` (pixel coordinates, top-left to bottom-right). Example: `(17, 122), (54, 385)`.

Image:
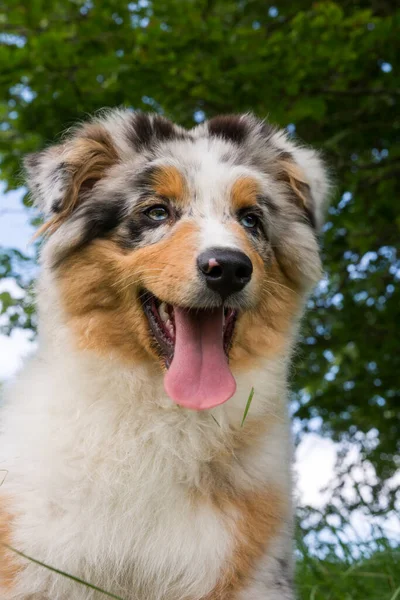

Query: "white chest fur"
(1, 346), (291, 599)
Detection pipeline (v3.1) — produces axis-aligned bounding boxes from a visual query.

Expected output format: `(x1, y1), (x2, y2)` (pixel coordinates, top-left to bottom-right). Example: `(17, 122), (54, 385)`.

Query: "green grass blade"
(390, 587), (400, 600)
(5, 545), (126, 600)
(241, 387), (255, 427)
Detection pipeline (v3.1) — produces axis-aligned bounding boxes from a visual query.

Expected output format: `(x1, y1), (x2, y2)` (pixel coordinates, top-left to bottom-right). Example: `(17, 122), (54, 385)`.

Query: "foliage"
(0, 0), (399, 517)
(296, 544), (400, 600)
(0, 247), (36, 334)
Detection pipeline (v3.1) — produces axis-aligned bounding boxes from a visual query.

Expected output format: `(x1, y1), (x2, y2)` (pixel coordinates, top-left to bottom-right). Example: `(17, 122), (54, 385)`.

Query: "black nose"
(197, 248), (253, 299)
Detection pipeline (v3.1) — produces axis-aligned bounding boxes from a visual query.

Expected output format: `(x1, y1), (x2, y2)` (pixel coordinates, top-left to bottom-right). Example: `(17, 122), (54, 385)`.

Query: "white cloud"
(295, 433), (337, 507)
(0, 329), (35, 380)
(0, 279), (36, 381)
(0, 277), (25, 299)
(0, 184), (35, 252)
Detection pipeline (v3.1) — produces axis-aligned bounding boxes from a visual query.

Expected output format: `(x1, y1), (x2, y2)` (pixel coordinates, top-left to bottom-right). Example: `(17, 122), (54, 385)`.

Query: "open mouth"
(142, 292), (238, 367)
(141, 291), (238, 410)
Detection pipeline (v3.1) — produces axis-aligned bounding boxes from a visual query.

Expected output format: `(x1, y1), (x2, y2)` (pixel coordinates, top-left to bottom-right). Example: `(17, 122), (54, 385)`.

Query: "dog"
(0, 111), (329, 599)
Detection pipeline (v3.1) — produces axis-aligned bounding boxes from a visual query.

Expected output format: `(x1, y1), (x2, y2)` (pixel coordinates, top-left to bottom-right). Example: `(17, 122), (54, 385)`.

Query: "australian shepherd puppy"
(0, 111), (329, 599)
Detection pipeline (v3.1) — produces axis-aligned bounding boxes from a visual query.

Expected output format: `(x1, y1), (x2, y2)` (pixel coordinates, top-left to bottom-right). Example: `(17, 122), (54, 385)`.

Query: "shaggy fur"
(0, 111), (329, 599)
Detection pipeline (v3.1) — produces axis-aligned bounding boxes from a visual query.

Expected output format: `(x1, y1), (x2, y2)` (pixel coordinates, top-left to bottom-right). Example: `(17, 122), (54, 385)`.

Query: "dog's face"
(25, 112), (329, 409)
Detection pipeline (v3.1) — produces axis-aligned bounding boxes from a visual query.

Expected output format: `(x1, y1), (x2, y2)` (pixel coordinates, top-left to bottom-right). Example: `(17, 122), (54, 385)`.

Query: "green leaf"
(241, 387), (255, 427)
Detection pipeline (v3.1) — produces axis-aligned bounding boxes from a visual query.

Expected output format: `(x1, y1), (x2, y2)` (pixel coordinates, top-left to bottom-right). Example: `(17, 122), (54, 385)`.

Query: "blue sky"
(0, 184), (35, 251)
(0, 185), (36, 380)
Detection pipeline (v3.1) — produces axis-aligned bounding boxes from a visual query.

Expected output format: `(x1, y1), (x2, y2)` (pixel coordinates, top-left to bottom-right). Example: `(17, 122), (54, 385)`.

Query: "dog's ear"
(272, 138), (330, 232)
(24, 123), (119, 235)
(277, 146), (330, 231)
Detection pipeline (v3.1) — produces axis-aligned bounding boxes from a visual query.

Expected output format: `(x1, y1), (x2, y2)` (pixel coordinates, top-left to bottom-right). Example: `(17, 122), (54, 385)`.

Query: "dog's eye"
(145, 205), (170, 222)
(240, 213), (259, 229)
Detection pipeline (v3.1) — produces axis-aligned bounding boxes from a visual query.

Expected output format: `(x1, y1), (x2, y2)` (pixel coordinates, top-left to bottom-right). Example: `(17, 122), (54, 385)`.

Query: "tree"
(1, 0), (399, 520)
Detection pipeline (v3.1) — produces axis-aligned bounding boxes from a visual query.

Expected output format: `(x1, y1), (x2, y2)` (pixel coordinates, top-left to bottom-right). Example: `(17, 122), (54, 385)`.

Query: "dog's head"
(25, 111), (329, 410)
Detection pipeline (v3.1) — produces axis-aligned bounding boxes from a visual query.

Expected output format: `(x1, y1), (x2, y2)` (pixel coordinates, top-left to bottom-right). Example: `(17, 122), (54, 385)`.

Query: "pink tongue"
(164, 307), (236, 410)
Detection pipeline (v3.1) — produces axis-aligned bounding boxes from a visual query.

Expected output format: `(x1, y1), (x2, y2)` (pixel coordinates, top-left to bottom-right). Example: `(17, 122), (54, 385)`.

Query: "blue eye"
(240, 213), (259, 229)
(146, 205), (170, 222)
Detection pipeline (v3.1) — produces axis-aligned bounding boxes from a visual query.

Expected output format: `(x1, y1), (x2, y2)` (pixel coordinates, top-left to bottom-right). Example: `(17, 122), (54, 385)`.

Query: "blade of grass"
(4, 545), (126, 600)
(241, 387), (254, 427)
(211, 414), (221, 427)
(390, 587), (400, 600)
(310, 585), (319, 600)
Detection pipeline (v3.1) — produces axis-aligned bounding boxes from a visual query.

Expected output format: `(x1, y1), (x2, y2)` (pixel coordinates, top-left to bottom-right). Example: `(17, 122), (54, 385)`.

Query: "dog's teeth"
(159, 302), (169, 323)
(165, 319), (174, 337)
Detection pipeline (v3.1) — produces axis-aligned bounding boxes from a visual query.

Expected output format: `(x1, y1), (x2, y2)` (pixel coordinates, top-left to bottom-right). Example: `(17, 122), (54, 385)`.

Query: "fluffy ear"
(24, 123), (119, 234)
(272, 133), (331, 231)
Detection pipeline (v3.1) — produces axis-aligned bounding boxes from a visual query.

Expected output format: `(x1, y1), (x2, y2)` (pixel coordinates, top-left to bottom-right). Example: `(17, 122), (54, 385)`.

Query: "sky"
(0, 186), (37, 375)
(1, 186), (398, 547)
(0, 185), (34, 249)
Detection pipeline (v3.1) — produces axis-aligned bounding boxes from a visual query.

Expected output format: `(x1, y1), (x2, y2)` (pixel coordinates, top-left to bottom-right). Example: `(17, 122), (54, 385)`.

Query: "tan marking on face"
(227, 222), (301, 371)
(58, 222), (200, 366)
(36, 125), (118, 238)
(0, 497), (20, 591)
(152, 165), (187, 203)
(204, 487), (286, 599)
(230, 176), (259, 212)
(232, 262), (300, 372)
(129, 220), (200, 305)
(58, 241), (154, 365)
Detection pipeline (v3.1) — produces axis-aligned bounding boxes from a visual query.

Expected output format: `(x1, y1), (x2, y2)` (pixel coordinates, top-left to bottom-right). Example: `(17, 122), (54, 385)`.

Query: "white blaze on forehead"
(170, 142), (259, 254)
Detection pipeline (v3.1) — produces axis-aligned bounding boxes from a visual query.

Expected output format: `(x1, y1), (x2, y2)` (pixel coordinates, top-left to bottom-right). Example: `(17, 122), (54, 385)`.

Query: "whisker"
(112, 268), (168, 289)
(263, 278), (299, 299)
